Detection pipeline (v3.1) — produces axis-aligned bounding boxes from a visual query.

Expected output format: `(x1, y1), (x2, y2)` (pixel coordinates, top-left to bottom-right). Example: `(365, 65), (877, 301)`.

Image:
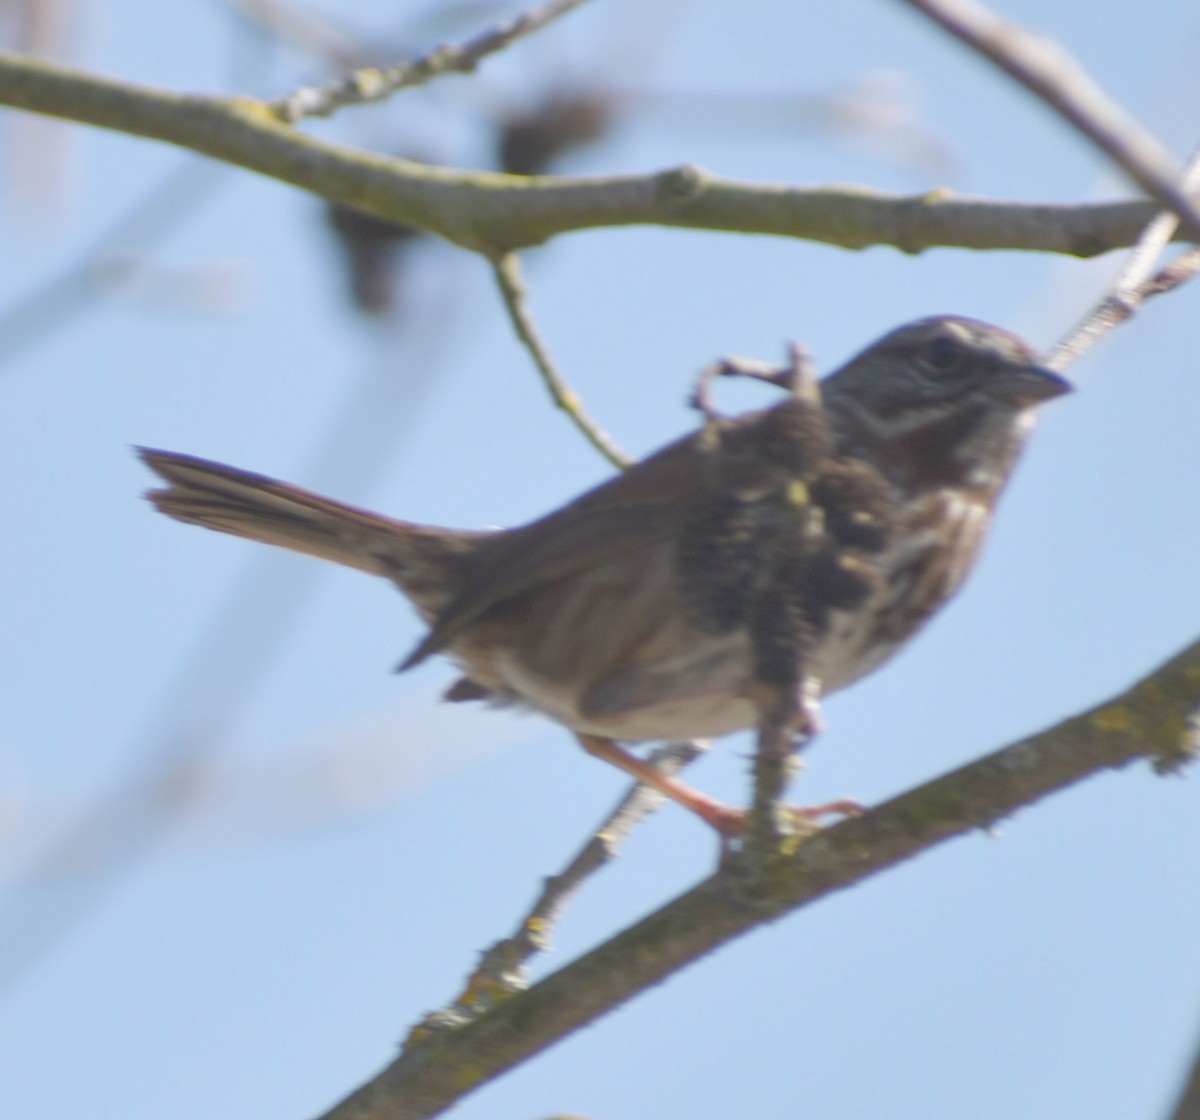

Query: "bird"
(139, 316), (1069, 835)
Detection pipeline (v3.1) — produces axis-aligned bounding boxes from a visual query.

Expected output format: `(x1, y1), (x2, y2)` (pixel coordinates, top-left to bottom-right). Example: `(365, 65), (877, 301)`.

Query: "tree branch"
(418, 740), (709, 1030)
(273, 0), (594, 123)
(0, 50), (1195, 259)
(490, 253), (630, 468)
(1047, 145), (1200, 369)
(1166, 1019), (1200, 1120)
(315, 635), (1200, 1120)
(899, 0), (1200, 235)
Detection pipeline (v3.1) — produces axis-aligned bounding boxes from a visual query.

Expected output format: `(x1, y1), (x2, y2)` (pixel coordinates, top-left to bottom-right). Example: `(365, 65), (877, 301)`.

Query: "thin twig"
(899, 0), (1200, 236)
(1047, 244), (1200, 373)
(690, 344), (815, 419)
(490, 252), (631, 469)
(423, 349), (817, 1030)
(271, 0), (593, 123)
(1047, 145), (1200, 370)
(316, 633), (1200, 1120)
(413, 740), (709, 1036)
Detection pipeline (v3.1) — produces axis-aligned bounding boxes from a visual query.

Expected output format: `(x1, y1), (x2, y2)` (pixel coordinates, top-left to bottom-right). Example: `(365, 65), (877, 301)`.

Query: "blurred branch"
(0, 308), (461, 996)
(496, 87), (622, 176)
(618, 76), (957, 184)
(224, 0), (367, 70)
(1, 0), (74, 206)
(0, 51), (1198, 258)
(319, 634), (1200, 1120)
(272, 0), (594, 123)
(324, 201), (425, 317)
(899, 0), (1200, 235)
(0, 157), (227, 371)
(490, 252), (629, 468)
(1167, 1021), (1200, 1120)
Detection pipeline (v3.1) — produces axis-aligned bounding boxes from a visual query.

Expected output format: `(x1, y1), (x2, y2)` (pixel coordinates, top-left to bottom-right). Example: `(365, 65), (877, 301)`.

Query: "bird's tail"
(138, 448), (481, 610)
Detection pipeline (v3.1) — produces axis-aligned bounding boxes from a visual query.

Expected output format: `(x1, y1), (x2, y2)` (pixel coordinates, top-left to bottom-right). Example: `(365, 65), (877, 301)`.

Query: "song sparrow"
(140, 316), (1069, 834)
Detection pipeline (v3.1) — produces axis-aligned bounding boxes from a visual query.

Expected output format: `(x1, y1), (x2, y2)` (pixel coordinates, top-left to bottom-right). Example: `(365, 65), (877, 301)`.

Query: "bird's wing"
(399, 429), (708, 668)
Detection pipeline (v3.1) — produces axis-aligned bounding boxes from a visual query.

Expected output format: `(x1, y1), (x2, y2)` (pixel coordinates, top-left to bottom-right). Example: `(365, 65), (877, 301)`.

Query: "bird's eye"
(921, 335), (968, 377)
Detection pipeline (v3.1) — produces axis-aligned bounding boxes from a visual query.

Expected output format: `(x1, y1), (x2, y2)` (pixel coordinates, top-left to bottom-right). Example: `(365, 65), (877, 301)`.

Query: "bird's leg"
(575, 730), (860, 839)
(575, 733), (746, 837)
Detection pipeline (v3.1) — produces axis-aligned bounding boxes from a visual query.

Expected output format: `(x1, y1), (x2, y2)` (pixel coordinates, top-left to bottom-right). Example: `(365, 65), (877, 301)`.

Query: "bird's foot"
(696, 795), (865, 839)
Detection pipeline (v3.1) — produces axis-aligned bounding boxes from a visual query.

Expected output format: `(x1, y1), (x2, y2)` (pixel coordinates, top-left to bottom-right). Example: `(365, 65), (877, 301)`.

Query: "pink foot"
(785, 797), (866, 827)
(694, 796), (866, 838)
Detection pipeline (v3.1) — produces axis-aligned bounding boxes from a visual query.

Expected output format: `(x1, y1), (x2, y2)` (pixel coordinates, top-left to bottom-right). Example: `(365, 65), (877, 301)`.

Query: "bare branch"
(0, 51), (1196, 258)
(690, 345), (816, 421)
(316, 635), (1200, 1120)
(1047, 243), (1200, 372)
(490, 252), (630, 468)
(898, 0), (1200, 235)
(420, 740), (709, 1030)
(272, 0), (594, 123)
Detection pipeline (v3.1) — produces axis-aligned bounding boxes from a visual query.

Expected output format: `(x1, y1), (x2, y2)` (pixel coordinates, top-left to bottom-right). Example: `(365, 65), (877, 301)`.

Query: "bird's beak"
(995, 364), (1073, 406)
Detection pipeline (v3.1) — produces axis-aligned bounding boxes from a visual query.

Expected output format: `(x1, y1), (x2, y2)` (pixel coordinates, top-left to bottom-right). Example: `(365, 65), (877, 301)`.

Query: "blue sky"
(2, 1), (1200, 1118)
